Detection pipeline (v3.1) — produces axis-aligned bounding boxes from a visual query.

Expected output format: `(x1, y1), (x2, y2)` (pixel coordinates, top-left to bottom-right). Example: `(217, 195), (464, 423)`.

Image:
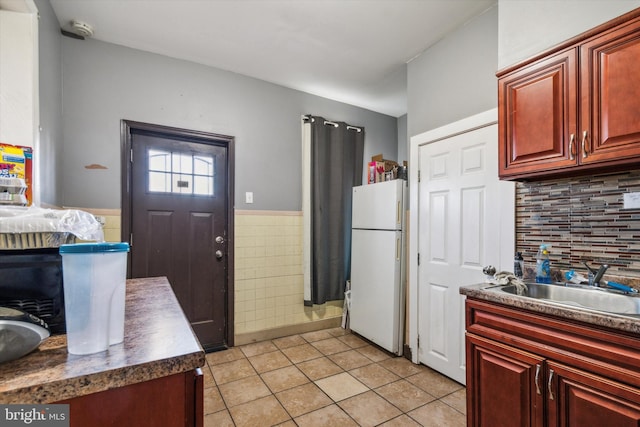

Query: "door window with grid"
(148, 149), (215, 196)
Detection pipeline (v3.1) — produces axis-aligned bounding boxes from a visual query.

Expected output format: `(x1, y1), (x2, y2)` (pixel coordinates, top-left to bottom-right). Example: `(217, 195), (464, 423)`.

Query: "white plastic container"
(59, 242), (129, 355)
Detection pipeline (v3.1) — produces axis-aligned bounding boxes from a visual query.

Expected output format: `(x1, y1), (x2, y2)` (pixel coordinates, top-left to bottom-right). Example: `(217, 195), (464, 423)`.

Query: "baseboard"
(234, 317), (342, 346)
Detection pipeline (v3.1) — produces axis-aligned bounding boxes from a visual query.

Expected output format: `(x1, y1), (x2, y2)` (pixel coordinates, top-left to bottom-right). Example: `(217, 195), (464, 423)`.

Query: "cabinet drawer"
(466, 299), (640, 388)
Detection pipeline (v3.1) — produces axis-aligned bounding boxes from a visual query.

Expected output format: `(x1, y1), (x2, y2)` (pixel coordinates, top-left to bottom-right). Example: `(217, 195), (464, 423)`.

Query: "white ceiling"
(45, 0), (495, 117)
(0, 0), (36, 13)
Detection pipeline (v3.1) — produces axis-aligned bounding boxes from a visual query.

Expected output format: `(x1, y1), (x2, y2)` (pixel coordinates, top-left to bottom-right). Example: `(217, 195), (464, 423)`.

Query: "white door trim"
(409, 108), (513, 364)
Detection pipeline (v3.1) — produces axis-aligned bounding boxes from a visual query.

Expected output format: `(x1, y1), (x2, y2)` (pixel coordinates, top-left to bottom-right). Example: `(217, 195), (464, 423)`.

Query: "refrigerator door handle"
(396, 200), (401, 225)
(396, 237), (401, 261)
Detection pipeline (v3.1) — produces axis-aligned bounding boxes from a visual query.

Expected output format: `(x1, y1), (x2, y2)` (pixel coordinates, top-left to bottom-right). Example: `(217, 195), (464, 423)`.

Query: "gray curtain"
(306, 116), (364, 305)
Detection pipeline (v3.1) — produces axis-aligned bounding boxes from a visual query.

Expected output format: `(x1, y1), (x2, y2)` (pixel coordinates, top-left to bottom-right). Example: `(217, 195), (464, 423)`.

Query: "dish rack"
(0, 177), (28, 206)
(0, 232), (76, 250)
(0, 206), (103, 250)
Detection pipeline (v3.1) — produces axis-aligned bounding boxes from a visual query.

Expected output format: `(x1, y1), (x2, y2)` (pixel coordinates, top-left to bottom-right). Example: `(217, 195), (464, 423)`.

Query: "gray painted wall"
(407, 4), (498, 139)
(29, 0), (640, 210)
(404, 0), (638, 144)
(35, 0), (63, 206)
(397, 114), (407, 164)
(498, 0), (640, 69)
(60, 38), (397, 210)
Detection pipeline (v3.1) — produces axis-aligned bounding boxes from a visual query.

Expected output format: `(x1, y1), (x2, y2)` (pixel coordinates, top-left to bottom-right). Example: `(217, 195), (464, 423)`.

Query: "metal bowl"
(0, 307), (50, 364)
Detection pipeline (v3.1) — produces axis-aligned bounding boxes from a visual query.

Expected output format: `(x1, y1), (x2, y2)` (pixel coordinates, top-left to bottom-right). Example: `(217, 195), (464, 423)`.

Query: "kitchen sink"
(494, 282), (640, 316)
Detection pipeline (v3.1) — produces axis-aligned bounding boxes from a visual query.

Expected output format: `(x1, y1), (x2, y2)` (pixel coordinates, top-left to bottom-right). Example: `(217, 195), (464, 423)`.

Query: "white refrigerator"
(350, 179), (406, 355)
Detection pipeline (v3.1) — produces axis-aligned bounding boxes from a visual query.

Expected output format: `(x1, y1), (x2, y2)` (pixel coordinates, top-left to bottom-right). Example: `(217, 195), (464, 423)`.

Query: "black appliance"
(0, 248), (66, 334)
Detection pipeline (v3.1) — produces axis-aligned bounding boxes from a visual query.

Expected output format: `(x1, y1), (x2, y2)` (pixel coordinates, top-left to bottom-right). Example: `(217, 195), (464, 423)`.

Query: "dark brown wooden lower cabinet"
(548, 362), (640, 427)
(58, 369), (203, 427)
(465, 299), (640, 427)
(467, 334), (545, 427)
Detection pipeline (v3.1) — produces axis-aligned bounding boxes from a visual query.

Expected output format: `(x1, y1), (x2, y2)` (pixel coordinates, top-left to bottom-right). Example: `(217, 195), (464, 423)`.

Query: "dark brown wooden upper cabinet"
(580, 18), (640, 165)
(498, 48), (578, 178)
(497, 8), (640, 180)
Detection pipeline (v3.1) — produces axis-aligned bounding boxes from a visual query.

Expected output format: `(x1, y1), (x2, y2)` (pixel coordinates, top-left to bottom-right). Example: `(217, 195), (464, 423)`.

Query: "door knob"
(215, 236), (225, 244)
(215, 250), (223, 259)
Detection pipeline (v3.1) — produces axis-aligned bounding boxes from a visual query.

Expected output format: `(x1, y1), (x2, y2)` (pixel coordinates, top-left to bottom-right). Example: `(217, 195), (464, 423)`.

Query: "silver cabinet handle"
(581, 130), (588, 158)
(569, 133), (575, 160)
(535, 364), (542, 395)
(548, 369), (555, 400)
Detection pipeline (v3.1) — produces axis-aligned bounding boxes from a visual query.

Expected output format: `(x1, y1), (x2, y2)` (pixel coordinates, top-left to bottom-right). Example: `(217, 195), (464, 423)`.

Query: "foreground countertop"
(461, 283), (640, 336)
(0, 276), (205, 404)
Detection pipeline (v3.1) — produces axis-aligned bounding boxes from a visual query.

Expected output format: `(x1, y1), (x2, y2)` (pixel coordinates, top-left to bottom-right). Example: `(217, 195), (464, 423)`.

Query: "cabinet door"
(466, 334), (545, 427)
(59, 369), (204, 427)
(547, 361), (640, 427)
(580, 18), (640, 165)
(498, 48), (578, 179)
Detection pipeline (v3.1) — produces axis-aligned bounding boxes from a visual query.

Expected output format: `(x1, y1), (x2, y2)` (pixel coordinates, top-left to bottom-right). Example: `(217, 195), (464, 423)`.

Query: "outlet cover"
(245, 192), (254, 204)
(623, 192), (640, 209)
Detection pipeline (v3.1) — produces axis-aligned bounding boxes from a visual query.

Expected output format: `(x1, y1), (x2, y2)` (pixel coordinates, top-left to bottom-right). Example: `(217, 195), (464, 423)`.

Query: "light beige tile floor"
(203, 327), (466, 427)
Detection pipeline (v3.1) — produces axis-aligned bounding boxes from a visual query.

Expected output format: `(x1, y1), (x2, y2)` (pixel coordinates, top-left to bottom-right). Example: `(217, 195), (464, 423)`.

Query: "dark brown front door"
(121, 121), (234, 351)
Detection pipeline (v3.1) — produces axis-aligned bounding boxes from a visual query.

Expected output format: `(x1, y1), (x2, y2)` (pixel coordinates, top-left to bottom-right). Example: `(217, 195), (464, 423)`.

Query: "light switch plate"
(245, 192), (254, 204)
(623, 192), (640, 209)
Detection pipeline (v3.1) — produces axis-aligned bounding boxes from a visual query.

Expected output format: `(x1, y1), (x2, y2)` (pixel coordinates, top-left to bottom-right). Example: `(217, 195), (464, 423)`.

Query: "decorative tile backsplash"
(516, 170), (640, 278)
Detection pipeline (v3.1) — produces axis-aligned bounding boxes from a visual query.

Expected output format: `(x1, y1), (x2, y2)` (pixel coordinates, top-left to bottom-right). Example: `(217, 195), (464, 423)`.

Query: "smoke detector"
(70, 19), (94, 38)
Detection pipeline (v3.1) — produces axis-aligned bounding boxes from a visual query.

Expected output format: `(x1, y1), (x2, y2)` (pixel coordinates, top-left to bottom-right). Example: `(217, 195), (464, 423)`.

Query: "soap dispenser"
(535, 244), (551, 284)
(514, 252), (524, 278)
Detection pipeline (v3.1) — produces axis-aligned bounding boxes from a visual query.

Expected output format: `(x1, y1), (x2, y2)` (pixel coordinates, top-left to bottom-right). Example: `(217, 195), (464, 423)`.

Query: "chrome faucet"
(583, 262), (609, 286)
(593, 264), (609, 286)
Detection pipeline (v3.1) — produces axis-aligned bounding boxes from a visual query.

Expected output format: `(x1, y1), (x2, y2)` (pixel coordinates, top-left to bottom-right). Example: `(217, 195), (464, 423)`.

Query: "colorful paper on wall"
(0, 143), (33, 205)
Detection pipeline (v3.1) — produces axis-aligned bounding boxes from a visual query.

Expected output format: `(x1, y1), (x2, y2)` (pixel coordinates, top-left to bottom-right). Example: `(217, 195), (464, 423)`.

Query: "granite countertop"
(0, 276), (205, 404)
(461, 282), (640, 336)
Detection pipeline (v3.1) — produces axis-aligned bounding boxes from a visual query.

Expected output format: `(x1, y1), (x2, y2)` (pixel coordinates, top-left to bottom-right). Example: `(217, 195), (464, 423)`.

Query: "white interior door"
(412, 113), (514, 384)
